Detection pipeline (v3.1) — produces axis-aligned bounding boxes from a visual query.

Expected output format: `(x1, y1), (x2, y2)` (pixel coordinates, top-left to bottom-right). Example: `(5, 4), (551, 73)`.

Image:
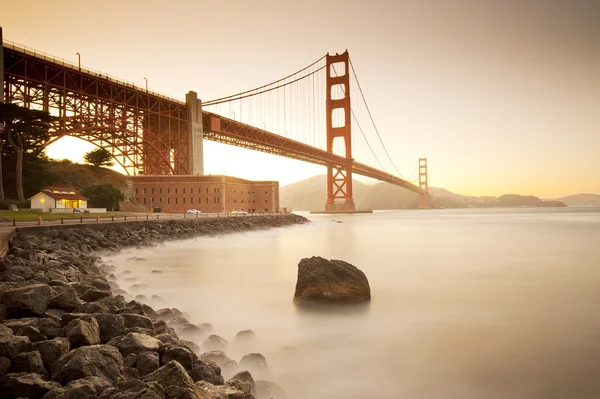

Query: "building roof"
(40, 186), (89, 201)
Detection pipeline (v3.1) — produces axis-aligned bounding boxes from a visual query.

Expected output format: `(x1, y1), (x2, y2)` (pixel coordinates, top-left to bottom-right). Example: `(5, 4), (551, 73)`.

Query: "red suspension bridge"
(1, 28), (431, 211)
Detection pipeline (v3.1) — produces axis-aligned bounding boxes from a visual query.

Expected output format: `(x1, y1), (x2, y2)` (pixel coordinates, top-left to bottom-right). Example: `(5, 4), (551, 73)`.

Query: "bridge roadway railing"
(0, 212), (287, 229)
(2, 39), (184, 105)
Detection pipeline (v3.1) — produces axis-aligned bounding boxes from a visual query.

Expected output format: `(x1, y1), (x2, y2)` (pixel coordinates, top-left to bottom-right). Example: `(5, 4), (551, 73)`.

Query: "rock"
(143, 360), (194, 389)
(164, 385), (210, 399)
(121, 313), (154, 330)
(190, 359), (224, 385)
(81, 287), (111, 302)
(52, 344), (124, 385)
(235, 330), (256, 343)
(124, 353), (138, 367)
(293, 256), (371, 304)
(0, 332), (31, 358)
(74, 301), (111, 314)
(201, 334), (228, 352)
(9, 350), (47, 377)
(21, 326), (46, 343)
(255, 380), (287, 399)
(136, 350), (160, 375)
(239, 353), (269, 379)
(199, 351), (237, 379)
(99, 379), (164, 399)
(32, 338), (70, 371)
(161, 345), (195, 370)
(94, 313), (125, 344)
(66, 318), (101, 348)
(228, 371), (256, 396)
(45, 376), (113, 399)
(151, 270), (162, 274)
(0, 284), (54, 317)
(0, 356), (10, 376)
(196, 380), (251, 399)
(156, 333), (183, 346)
(177, 323), (212, 342)
(0, 372), (60, 398)
(48, 286), (81, 312)
(135, 294), (148, 302)
(116, 332), (162, 356)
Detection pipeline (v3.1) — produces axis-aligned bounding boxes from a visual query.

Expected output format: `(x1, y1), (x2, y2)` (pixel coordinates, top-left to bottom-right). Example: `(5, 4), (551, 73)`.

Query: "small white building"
(30, 186), (89, 212)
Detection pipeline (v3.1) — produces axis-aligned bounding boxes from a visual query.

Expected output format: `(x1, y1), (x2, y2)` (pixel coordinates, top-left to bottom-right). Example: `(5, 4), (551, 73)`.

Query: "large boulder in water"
(293, 256), (371, 305)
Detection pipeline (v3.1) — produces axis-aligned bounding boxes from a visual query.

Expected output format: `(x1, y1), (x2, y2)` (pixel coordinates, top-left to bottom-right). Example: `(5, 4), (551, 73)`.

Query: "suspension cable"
(204, 56), (325, 105)
(349, 57), (406, 179)
(204, 66), (325, 107)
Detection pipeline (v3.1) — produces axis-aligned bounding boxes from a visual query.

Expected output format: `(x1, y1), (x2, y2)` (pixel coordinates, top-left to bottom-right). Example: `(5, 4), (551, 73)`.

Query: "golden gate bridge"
(1, 27), (431, 211)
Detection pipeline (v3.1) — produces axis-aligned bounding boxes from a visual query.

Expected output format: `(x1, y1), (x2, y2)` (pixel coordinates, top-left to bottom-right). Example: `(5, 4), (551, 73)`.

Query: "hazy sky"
(2, 0), (599, 197)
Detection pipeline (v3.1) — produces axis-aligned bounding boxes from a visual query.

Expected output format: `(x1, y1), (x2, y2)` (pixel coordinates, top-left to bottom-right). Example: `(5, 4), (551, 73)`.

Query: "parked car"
(231, 209), (247, 215)
(187, 209), (201, 215)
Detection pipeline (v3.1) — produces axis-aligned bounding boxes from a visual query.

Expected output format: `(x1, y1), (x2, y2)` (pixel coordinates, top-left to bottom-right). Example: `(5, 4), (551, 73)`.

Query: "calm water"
(106, 208), (600, 399)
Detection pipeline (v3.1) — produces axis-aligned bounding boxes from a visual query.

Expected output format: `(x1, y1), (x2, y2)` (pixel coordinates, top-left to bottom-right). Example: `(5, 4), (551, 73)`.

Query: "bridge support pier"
(186, 91), (204, 175)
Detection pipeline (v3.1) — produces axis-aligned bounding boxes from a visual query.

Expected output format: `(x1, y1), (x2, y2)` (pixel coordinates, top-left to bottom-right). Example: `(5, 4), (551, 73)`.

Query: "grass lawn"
(0, 210), (131, 221)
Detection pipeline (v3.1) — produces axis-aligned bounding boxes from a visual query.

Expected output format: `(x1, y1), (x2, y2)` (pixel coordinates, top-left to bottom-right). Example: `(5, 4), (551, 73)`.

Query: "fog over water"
(105, 208), (600, 399)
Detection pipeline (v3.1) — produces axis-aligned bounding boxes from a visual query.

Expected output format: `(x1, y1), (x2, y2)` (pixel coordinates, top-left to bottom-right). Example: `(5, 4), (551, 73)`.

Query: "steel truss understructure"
(2, 44), (189, 175)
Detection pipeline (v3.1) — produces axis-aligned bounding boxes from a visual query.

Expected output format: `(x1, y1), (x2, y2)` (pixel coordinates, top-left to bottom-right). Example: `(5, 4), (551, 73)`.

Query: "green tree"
(84, 148), (115, 168)
(0, 103), (53, 201)
(82, 183), (124, 211)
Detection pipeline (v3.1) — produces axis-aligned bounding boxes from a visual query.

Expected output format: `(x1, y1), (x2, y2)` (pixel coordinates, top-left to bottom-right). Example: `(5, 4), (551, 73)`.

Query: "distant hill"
(556, 193), (600, 207)
(279, 175), (583, 211)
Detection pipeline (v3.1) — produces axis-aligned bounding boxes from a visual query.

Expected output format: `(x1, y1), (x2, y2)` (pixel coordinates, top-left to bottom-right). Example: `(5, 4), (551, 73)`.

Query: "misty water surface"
(106, 208), (600, 399)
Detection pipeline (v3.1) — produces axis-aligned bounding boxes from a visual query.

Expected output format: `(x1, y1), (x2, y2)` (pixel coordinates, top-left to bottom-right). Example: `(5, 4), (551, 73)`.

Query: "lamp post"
(75, 52), (80, 71)
(143, 77), (148, 92)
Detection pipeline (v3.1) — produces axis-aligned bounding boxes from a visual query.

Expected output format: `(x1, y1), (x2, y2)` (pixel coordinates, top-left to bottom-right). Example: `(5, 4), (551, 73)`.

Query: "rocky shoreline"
(0, 214), (307, 398)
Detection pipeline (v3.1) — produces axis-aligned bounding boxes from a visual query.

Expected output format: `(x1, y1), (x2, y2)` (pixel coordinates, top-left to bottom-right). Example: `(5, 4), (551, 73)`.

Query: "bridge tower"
(418, 157), (431, 209)
(325, 51), (356, 212)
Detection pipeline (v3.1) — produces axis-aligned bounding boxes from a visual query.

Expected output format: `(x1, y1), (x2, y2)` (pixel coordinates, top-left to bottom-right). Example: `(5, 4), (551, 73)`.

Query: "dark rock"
(0, 284), (54, 317)
(121, 313), (154, 330)
(99, 379), (164, 399)
(155, 333), (183, 346)
(115, 332), (162, 357)
(164, 385), (209, 399)
(143, 360), (194, 389)
(0, 372), (60, 398)
(239, 353), (269, 379)
(199, 351), (237, 379)
(9, 350), (47, 377)
(66, 318), (101, 348)
(196, 380), (251, 399)
(161, 345), (195, 370)
(52, 344), (124, 385)
(123, 353), (138, 367)
(44, 309), (66, 322)
(0, 330), (31, 358)
(45, 376), (113, 399)
(168, 315), (191, 328)
(22, 326), (46, 343)
(48, 286), (81, 312)
(0, 356), (10, 376)
(80, 287), (111, 303)
(1, 265), (34, 280)
(201, 334), (228, 352)
(38, 318), (64, 339)
(136, 350), (160, 375)
(94, 313), (124, 344)
(190, 359), (224, 385)
(255, 380), (287, 399)
(293, 256), (371, 304)
(32, 338), (70, 371)
(73, 301), (110, 314)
